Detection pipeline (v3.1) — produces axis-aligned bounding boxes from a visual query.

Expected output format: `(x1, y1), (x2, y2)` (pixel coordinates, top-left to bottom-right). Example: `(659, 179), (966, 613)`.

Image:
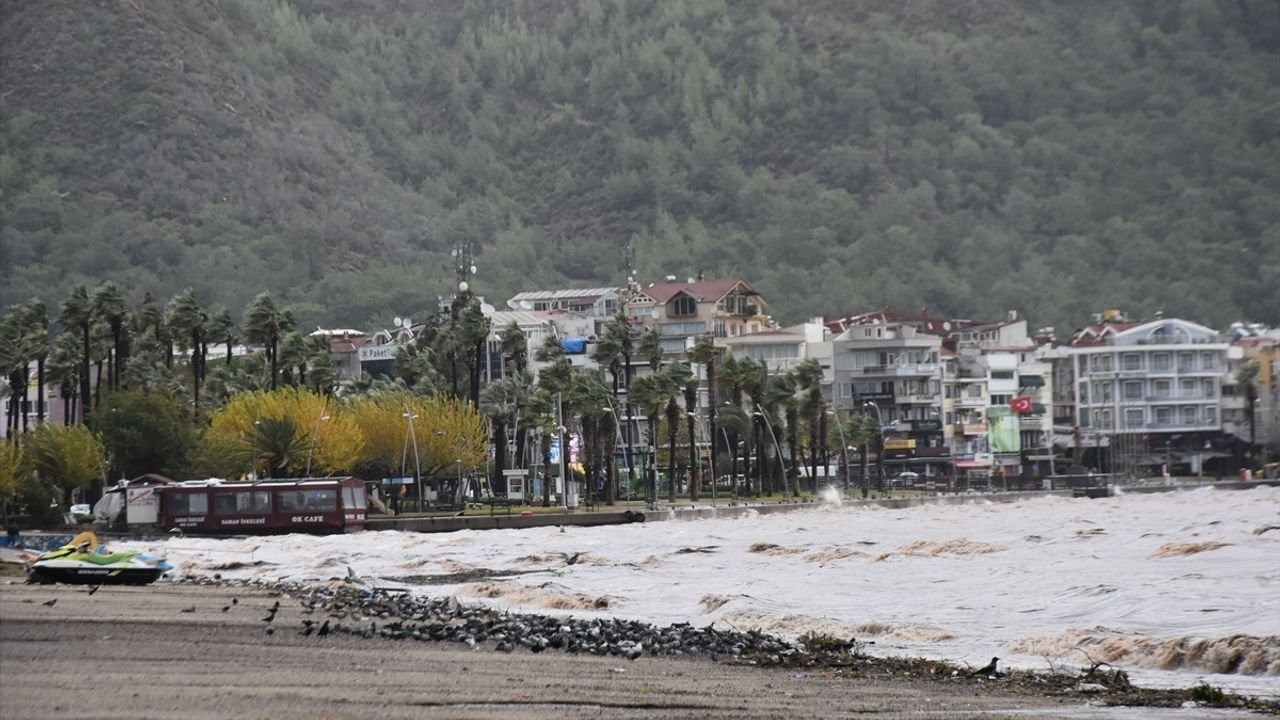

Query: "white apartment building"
(1068, 318), (1229, 435)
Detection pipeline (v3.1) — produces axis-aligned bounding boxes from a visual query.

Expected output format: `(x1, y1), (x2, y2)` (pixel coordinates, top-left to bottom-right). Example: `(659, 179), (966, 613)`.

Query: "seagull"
(42, 599), (57, 607)
(317, 620), (330, 637)
(970, 657), (999, 677)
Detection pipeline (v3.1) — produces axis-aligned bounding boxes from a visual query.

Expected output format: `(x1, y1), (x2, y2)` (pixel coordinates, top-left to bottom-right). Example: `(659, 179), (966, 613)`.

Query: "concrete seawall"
(367, 489), (1080, 534)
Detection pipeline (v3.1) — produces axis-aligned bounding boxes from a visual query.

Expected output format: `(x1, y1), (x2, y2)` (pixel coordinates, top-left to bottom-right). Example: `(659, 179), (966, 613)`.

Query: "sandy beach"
(0, 581), (1264, 720)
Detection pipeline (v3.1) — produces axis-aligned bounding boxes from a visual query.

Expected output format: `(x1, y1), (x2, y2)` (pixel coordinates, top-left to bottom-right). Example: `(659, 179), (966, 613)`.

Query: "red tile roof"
(641, 280), (751, 304)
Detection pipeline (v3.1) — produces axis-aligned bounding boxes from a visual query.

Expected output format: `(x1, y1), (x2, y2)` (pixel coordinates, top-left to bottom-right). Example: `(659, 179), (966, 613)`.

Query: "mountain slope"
(1, 0), (1277, 330)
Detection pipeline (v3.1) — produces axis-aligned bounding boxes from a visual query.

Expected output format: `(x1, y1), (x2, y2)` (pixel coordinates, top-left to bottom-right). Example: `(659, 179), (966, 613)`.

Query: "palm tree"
(58, 284), (94, 424)
(639, 327), (663, 371)
(452, 293), (491, 406)
(135, 291), (172, 370)
(793, 358), (826, 495)
(498, 321), (528, 374)
(167, 289), (208, 407)
(244, 292), (283, 390)
(568, 370), (614, 504)
(1237, 361), (1261, 464)
(682, 371), (702, 501)
(480, 371), (535, 496)
(0, 311), (24, 435)
(248, 414), (309, 479)
(93, 282), (128, 389)
(47, 333), (81, 426)
(686, 335), (718, 496)
(766, 370), (799, 497)
(661, 363), (693, 503)
(716, 403), (752, 499)
(22, 301), (49, 429)
(207, 309), (238, 367)
(278, 330), (307, 387)
(628, 372), (663, 505)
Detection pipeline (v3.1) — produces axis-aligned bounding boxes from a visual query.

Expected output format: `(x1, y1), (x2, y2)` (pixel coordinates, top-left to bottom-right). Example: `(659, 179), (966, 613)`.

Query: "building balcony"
(895, 394), (938, 405)
(957, 397), (986, 407)
(960, 423), (987, 435)
(861, 364), (937, 376)
(1020, 416), (1048, 430)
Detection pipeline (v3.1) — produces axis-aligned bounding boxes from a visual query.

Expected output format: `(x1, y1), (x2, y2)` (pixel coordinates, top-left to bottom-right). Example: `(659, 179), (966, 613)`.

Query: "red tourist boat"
(158, 478), (368, 534)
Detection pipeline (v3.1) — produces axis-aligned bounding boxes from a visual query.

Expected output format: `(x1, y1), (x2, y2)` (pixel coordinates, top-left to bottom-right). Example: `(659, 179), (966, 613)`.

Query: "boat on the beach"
(26, 532), (170, 586)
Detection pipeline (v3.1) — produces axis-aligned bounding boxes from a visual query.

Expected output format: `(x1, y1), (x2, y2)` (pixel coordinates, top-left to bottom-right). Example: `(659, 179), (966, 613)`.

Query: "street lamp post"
(401, 412), (421, 512)
(754, 404), (789, 497)
(688, 412), (716, 504)
(304, 399), (331, 478)
(864, 401), (884, 495)
(827, 408), (850, 495)
(603, 400), (635, 509)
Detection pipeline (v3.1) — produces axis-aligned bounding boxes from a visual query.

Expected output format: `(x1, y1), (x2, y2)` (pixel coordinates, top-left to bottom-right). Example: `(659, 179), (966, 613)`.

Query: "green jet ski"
(26, 532), (170, 586)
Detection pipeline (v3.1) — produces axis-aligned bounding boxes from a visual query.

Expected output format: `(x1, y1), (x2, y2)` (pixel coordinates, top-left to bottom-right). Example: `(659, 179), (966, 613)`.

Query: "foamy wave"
(720, 611), (860, 638)
(440, 558), (475, 573)
(803, 546), (867, 563)
(1252, 524), (1280, 536)
(700, 594), (730, 612)
(718, 612), (955, 644)
(897, 538), (1006, 556)
(458, 582), (611, 610)
(1008, 629), (1280, 675)
(1148, 541), (1231, 559)
(748, 542), (806, 556)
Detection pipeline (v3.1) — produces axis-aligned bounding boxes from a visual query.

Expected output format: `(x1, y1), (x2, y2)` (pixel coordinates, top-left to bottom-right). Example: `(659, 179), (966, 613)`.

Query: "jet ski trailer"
(26, 532), (169, 586)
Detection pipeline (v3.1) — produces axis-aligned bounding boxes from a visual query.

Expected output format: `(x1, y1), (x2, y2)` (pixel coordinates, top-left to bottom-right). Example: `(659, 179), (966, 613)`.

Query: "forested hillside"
(1, 0), (1277, 331)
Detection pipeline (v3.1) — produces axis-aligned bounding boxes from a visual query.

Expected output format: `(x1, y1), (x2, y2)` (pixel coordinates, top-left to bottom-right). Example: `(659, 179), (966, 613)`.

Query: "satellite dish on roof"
(402, 317), (413, 329)
(393, 316), (403, 328)
(519, 300), (533, 310)
(943, 321), (952, 331)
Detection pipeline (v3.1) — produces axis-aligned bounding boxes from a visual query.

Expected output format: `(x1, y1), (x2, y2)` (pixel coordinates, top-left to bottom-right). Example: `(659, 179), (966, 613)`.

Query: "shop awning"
(955, 460), (991, 468)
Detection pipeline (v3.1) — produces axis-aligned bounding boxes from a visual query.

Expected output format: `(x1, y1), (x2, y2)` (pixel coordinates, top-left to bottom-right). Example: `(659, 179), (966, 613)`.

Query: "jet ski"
(26, 532), (169, 586)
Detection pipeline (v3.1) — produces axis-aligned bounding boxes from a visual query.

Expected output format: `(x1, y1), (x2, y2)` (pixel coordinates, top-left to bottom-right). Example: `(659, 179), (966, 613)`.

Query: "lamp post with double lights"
(401, 412), (421, 511)
(753, 404), (789, 497)
(602, 400), (635, 509)
(688, 411), (717, 503)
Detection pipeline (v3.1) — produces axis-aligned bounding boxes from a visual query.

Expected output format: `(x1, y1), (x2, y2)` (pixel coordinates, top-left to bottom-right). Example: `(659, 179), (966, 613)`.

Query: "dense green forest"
(1, 0), (1277, 332)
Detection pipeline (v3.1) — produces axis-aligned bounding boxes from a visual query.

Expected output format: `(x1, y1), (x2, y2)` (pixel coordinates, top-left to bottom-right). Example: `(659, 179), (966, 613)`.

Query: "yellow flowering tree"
(346, 392), (487, 481)
(0, 441), (25, 514)
(203, 387), (363, 479)
(22, 424), (108, 504)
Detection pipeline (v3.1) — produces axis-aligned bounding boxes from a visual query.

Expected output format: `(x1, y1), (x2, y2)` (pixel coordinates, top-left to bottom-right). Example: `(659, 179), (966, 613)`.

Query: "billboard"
(986, 407), (1021, 453)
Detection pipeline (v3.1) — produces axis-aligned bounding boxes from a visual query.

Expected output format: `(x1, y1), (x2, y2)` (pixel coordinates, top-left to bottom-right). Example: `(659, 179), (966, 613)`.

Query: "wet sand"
(0, 582), (1254, 719)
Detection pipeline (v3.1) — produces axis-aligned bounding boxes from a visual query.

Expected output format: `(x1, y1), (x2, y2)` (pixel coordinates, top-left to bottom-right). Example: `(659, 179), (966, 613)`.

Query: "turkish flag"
(1010, 396), (1033, 414)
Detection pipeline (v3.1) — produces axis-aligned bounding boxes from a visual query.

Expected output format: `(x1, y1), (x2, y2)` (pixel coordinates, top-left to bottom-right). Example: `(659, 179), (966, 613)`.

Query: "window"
(1204, 406), (1217, 424)
(214, 491), (272, 515)
(1125, 408), (1144, 429)
(714, 320), (726, 338)
(1154, 406), (1173, 425)
(991, 394), (1011, 406)
(1179, 379), (1196, 397)
(991, 371), (1014, 380)
(1123, 381), (1143, 400)
(1180, 406), (1198, 426)
(1090, 355), (1112, 372)
(1094, 409), (1113, 429)
(1200, 352), (1217, 369)
(1094, 381), (1112, 402)
(1078, 382), (1088, 403)
(669, 295), (697, 317)
(1151, 353), (1171, 371)
(839, 382), (851, 398)
(1202, 381), (1215, 398)
(1152, 380), (1170, 398)
(169, 492), (208, 516)
(278, 489), (338, 512)
(1178, 352), (1195, 371)
(1121, 353), (1142, 371)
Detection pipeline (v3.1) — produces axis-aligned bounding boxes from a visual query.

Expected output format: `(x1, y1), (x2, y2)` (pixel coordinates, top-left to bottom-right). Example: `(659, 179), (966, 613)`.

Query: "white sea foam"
(119, 486), (1280, 696)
